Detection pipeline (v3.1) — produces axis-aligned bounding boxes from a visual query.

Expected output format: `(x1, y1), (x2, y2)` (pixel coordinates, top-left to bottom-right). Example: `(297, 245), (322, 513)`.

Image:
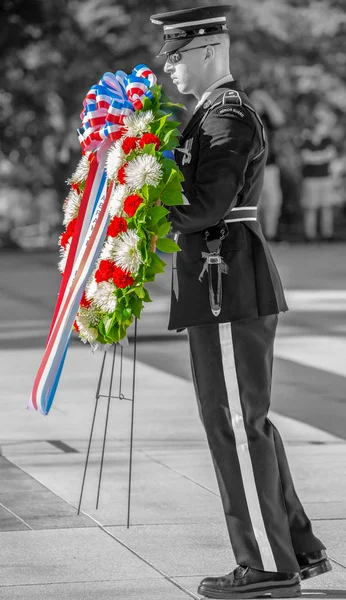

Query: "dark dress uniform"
(150, 5), (327, 591)
(168, 80), (325, 574)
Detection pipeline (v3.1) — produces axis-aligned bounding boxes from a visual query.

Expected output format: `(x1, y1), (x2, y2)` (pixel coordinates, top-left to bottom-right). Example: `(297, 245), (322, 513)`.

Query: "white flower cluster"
(109, 184), (130, 218)
(58, 241), (70, 273)
(113, 230), (142, 274)
(69, 155), (90, 184)
(99, 230), (142, 275)
(125, 154), (162, 191)
(123, 110), (154, 137)
(106, 141), (126, 181)
(76, 313), (99, 343)
(63, 189), (80, 226)
(92, 281), (118, 313)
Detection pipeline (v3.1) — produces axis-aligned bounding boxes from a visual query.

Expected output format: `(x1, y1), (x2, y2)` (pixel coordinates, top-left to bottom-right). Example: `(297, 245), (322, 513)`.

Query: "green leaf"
(156, 237), (181, 253)
(161, 176), (184, 206)
(131, 295), (143, 319)
(141, 96), (153, 111)
(143, 287), (152, 303)
(134, 286), (145, 299)
(148, 251), (166, 274)
(122, 307), (132, 319)
(162, 120), (181, 131)
(157, 221), (171, 237)
(141, 143), (157, 156)
(146, 205), (169, 223)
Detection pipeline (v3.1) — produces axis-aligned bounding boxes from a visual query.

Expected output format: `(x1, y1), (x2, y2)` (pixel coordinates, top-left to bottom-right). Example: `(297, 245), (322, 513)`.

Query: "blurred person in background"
(300, 102), (337, 242)
(276, 134), (303, 242)
(250, 89), (286, 241)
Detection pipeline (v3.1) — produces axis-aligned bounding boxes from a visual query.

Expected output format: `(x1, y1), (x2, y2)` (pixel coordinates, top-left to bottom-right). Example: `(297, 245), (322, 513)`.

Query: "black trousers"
(188, 315), (325, 573)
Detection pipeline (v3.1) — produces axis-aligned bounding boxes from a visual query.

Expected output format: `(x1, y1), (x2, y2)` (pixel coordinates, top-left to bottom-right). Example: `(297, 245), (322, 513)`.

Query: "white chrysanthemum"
(68, 155), (90, 184)
(113, 230), (142, 274)
(76, 313), (99, 343)
(109, 184), (130, 217)
(58, 241), (70, 274)
(106, 141), (126, 181)
(63, 189), (80, 226)
(85, 275), (98, 301)
(123, 110), (154, 137)
(99, 236), (116, 261)
(125, 155), (162, 192)
(93, 281), (117, 313)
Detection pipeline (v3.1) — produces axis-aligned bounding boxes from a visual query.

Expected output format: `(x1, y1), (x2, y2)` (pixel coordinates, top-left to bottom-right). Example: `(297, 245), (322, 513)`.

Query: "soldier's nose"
(164, 59), (173, 74)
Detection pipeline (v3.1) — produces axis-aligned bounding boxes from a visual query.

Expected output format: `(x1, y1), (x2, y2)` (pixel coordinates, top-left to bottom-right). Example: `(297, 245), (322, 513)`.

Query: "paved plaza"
(0, 243), (345, 599)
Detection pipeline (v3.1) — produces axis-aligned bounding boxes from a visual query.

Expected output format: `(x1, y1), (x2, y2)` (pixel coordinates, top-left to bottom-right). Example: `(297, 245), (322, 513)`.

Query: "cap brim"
(156, 38), (191, 57)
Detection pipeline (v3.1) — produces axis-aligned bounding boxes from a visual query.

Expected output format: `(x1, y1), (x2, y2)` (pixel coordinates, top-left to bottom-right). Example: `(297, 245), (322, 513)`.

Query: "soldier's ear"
(205, 45), (216, 61)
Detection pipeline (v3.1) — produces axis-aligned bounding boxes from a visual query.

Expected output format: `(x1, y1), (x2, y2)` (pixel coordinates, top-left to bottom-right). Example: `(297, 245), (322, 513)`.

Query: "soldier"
(150, 5), (331, 599)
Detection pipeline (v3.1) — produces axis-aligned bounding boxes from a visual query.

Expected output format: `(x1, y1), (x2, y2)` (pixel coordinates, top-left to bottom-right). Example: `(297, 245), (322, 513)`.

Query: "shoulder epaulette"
(222, 89), (242, 106)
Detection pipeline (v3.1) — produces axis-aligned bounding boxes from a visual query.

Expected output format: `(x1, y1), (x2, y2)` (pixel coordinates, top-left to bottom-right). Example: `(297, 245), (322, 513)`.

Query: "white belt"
(225, 206), (257, 223)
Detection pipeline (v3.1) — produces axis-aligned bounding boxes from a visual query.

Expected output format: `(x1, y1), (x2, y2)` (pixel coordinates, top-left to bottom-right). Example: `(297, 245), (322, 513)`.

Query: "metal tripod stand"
(77, 318), (137, 528)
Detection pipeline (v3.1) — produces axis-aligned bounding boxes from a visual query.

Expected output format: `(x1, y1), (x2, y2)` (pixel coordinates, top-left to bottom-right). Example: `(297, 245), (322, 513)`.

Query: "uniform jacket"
(168, 79), (288, 331)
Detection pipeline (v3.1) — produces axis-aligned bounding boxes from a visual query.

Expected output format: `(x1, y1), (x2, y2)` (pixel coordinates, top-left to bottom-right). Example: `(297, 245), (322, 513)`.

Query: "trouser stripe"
(218, 322), (277, 572)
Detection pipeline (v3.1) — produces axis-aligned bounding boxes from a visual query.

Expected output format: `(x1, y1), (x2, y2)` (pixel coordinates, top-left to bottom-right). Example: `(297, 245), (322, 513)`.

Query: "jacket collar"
(181, 80), (244, 141)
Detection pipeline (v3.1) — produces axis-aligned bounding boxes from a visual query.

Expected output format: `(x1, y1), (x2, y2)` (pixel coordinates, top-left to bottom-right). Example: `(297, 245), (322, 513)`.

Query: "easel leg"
(127, 317), (137, 528)
(77, 318), (138, 525)
(96, 343), (116, 509)
(77, 349), (108, 515)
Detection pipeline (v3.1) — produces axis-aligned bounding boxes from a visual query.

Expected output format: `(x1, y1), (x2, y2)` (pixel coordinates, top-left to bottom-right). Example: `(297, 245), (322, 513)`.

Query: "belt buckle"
(207, 255), (222, 265)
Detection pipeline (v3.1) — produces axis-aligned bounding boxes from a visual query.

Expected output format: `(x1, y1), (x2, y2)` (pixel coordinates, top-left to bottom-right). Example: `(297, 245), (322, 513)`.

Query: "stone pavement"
(1, 340), (346, 599)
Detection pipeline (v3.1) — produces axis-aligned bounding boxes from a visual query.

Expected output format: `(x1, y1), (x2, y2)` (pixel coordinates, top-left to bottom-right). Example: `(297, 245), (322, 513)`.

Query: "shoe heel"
(273, 583), (301, 598)
(301, 559), (332, 580)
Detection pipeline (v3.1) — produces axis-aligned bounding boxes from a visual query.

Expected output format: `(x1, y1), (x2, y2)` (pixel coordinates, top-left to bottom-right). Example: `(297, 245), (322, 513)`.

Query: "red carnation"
(118, 163), (128, 184)
(123, 194), (143, 217)
(60, 217), (77, 249)
(73, 319), (80, 333)
(71, 182), (81, 194)
(95, 259), (115, 283)
(139, 133), (162, 151)
(80, 291), (91, 308)
(122, 137), (139, 155)
(112, 266), (134, 289)
(107, 216), (128, 238)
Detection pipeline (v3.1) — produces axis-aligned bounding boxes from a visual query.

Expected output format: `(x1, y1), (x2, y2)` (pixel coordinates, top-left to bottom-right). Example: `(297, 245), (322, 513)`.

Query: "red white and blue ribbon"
(30, 65), (156, 415)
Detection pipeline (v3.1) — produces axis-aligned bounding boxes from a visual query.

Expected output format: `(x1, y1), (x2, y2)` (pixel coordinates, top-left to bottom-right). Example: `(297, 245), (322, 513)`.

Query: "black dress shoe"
(198, 565), (301, 598)
(296, 549), (332, 580)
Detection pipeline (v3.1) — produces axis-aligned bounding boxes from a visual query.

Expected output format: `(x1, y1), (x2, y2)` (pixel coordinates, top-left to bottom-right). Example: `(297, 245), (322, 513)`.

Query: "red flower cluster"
(112, 266), (134, 289)
(60, 218), (77, 249)
(124, 194), (143, 217)
(118, 163), (128, 184)
(107, 216), (128, 238)
(95, 259), (115, 283)
(139, 133), (161, 151)
(80, 291), (91, 308)
(122, 136), (139, 155)
(94, 260), (134, 289)
(73, 319), (80, 332)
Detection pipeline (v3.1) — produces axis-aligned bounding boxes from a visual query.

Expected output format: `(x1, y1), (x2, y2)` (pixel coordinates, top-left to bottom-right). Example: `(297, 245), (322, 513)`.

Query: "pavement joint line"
(329, 557), (346, 571)
(0, 502), (33, 530)
(80, 509), (200, 600)
(138, 449), (220, 497)
(0, 577), (164, 589)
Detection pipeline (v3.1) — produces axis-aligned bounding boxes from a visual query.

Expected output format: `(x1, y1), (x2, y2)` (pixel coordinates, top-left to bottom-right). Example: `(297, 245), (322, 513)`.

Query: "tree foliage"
(1, 0), (345, 207)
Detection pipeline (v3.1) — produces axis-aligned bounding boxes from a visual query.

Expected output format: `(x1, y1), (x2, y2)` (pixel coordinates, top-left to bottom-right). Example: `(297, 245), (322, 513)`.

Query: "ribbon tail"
(29, 157), (112, 415)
